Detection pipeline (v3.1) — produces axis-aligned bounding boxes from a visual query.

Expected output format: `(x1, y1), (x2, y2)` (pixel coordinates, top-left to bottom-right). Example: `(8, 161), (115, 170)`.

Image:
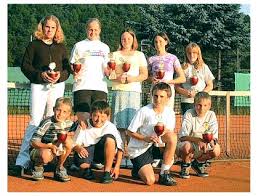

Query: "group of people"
(14, 15), (221, 186)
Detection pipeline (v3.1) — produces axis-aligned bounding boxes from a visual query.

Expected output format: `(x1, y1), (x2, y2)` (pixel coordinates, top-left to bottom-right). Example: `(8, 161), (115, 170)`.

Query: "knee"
(145, 175), (156, 186)
(211, 145), (221, 158)
(103, 134), (116, 145)
(180, 142), (192, 154)
(40, 150), (52, 164)
(163, 132), (177, 144)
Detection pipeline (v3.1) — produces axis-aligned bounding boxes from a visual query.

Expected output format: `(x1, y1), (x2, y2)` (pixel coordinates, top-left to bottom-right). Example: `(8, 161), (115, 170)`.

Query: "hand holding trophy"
(108, 52), (117, 80)
(56, 122), (68, 156)
(154, 122), (166, 147)
(47, 62), (57, 88)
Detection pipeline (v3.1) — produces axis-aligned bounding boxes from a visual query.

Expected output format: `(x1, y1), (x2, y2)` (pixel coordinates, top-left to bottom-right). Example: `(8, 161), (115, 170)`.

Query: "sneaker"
(158, 170), (177, 186)
(102, 171), (113, 184)
(92, 162), (104, 170)
(54, 167), (71, 182)
(180, 162), (191, 179)
(13, 165), (24, 177)
(32, 166), (44, 181)
(152, 159), (161, 168)
(83, 168), (95, 180)
(191, 159), (209, 177)
(131, 168), (140, 180)
(205, 160), (212, 167)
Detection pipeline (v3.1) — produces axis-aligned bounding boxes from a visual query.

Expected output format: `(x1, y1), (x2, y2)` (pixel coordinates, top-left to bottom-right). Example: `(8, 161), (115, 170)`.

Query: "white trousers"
(15, 82), (65, 168)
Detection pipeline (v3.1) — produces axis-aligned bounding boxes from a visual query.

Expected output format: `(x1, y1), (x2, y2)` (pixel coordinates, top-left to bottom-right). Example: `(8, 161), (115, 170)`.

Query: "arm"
(21, 43), (45, 83)
(175, 84), (191, 97)
(167, 66), (186, 85)
(31, 140), (58, 155)
(58, 45), (71, 82)
(203, 79), (214, 92)
(127, 66), (148, 83)
(111, 149), (123, 179)
(73, 145), (89, 158)
(127, 130), (159, 144)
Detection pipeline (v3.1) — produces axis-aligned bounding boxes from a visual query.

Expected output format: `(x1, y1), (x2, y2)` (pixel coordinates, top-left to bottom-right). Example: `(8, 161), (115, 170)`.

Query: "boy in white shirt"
(127, 82), (177, 186)
(176, 91), (220, 179)
(73, 101), (124, 184)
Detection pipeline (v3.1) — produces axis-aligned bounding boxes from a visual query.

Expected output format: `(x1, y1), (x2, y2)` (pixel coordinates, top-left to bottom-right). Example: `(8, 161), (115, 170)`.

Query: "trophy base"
(109, 71), (117, 80)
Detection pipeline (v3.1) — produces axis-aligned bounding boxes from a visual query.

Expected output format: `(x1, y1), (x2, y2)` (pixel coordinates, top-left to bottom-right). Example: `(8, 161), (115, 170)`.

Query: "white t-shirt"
(127, 104), (176, 159)
(181, 64), (215, 103)
(111, 50), (148, 93)
(73, 119), (124, 151)
(179, 109), (218, 139)
(70, 39), (110, 93)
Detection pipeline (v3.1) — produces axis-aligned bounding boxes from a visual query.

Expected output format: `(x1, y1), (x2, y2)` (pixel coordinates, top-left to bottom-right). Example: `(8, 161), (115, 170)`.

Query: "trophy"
(47, 62), (57, 88)
(155, 59), (165, 80)
(56, 122), (67, 156)
(72, 62), (82, 82)
(120, 57), (131, 84)
(108, 53), (117, 80)
(202, 122), (214, 143)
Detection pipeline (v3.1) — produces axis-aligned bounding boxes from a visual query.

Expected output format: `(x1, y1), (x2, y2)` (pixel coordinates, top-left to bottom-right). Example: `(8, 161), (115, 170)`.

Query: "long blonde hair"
(34, 15), (64, 43)
(118, 28), (138, 51)
(183, 42), (204, 69)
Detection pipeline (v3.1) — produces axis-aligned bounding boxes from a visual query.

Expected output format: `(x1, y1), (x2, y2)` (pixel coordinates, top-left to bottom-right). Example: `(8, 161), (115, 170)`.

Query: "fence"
(8, 82), (250, 168)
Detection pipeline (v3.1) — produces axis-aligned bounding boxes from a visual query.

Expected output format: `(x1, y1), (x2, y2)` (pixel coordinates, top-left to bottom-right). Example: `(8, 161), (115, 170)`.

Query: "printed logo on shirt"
(83, 50), (105, 57)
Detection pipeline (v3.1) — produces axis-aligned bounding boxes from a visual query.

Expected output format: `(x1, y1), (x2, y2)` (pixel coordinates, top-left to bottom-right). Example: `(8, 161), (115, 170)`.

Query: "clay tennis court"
(8, 114), (250, 192)
(8, 160), (250, 192)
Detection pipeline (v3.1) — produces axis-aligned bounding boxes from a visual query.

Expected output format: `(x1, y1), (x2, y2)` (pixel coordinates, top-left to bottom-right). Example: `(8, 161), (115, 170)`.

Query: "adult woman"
(70, 18), (110, 113)
(16, 15), (70, 174)
(109, 29), (148, 160)
(148, 32), (185, 112)
(175, 42), (215, 114)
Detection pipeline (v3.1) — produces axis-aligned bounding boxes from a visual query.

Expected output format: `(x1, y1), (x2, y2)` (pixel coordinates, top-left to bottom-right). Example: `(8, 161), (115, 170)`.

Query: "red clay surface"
(8, 160), (250, 192)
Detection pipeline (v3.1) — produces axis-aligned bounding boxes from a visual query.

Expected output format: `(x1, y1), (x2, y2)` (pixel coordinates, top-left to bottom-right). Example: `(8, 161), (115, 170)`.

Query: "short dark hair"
(151, 82), (172, 98)
(74, 103), (90, 113)
(194, 91), (211, 104)
(91, 100), (111, 116)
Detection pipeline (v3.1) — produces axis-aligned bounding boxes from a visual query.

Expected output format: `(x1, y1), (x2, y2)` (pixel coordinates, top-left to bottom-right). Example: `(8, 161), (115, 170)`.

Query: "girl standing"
(175, 42), (215, 114)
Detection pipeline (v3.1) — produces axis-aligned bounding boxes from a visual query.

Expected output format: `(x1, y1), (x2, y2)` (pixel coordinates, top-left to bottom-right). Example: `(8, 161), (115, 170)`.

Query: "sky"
(240, 4), (250, 15)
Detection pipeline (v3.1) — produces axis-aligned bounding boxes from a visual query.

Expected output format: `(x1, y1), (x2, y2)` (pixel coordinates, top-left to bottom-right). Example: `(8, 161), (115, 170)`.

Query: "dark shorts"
(73, 90), (107, 109)
(74, 134), (116, 167)
(130, 145), (162, 174)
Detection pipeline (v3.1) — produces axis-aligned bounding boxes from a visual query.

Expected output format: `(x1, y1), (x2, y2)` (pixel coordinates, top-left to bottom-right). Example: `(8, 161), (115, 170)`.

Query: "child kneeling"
(30, 97), (74, 182)
(73, 100), (124, 184)
(176, 91), (221, 179)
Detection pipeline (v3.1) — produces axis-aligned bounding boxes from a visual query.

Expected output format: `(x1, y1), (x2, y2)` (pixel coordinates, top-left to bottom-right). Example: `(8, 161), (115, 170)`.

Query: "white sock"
(160, 164), (171, 175)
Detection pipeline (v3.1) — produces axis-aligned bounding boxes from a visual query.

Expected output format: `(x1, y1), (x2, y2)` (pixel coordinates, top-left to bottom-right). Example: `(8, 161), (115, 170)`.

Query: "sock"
(160, 164), (171, 175)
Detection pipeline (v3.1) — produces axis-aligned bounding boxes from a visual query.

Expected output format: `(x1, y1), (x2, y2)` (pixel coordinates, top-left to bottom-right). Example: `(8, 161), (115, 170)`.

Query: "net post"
(226, 91), (231, 156)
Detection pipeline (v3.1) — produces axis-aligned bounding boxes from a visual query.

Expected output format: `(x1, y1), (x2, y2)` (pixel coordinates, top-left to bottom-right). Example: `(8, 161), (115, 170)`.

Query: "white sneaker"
(152, 159), (161, 168)
(92, 162), (104, 170)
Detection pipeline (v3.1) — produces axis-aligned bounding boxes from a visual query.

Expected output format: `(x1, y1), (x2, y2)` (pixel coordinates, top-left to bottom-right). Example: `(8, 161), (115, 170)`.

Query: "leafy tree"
(8, 4), (250, 90)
